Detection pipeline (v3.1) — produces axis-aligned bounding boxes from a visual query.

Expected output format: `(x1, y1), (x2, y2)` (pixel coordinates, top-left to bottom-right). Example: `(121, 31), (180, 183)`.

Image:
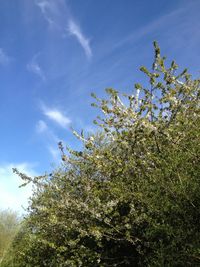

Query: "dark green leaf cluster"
(1, 43), (200, 266)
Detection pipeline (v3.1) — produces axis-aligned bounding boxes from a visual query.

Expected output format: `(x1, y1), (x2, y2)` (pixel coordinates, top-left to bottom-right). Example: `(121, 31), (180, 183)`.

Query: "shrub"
(2, 43), (200, 266)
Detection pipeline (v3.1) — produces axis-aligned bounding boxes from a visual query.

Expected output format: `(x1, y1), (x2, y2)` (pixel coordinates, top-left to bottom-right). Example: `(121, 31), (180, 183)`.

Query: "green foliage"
(0, 210), (19, 264)
(1, 43), (200, 266)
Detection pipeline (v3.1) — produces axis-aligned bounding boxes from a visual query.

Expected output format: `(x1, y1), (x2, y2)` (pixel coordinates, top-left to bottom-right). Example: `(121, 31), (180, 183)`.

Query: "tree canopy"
(1, 42), (200, 267)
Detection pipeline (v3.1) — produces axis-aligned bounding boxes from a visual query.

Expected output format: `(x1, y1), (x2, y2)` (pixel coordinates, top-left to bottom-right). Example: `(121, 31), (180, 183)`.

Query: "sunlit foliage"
(1, 43), (200, 266)
(0, 210), (19, 264)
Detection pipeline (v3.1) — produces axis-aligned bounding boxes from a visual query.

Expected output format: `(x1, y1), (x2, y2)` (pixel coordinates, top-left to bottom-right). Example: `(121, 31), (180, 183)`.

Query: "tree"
(1, 42), (200, 266)
(0, 210), (19, 264)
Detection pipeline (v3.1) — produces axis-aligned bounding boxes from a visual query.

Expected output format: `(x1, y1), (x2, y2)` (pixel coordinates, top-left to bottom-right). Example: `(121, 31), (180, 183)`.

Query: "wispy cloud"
(35, 119), (61, 162)
(0, 163), (37, 212)
(44, 109), (71, 128)
(48, 146), (60, 162)
(0, 48), (12, 66)
(113, 5), (190, 50)
(41, 104), (71, 128)
(36, 119), (59, 142)
(68, 19), (92, 58)
(35, 0), (59, 29)
(35, 0), (92, 58)
(36, 120), (48, 133)
(27, 54), (46, 81)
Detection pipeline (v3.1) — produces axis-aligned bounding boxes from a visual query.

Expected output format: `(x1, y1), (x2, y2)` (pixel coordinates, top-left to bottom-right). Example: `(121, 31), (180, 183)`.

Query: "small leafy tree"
(2, 43), (200, 266)
(0, 210), (19, 264)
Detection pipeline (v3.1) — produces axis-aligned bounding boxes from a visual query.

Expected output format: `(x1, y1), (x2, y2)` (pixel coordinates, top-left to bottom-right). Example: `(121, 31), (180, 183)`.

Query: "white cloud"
(0, 163), (37, 213)
(35, 119), (62, 162)
(48, 146), (60, 162)
(0, 48), (11, 66)
(35, 0), (58, 28)
(36, 0), (52, 17)
(35, 0), (92, 58)
(42, 105), (71, 128)
(36, 105), (69, 160)
(27, 54), (46, 81)
(68, 19), (92, 58)
(36, 119), (59, 142)
(36, 120), (48, 133)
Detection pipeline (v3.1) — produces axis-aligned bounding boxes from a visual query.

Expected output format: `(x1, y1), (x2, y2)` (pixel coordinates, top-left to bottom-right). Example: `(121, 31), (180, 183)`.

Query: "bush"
(2, 43), (200, 266)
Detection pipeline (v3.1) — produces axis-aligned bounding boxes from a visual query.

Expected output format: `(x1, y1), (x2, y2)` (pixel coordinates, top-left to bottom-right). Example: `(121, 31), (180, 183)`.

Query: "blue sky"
(0, 0), (200, 212)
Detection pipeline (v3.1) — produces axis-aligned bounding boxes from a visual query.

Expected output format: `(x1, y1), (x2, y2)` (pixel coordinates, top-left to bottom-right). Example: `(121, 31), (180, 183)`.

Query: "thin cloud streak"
(0, 48), (12, 66)
(35, 0), (52, 21)
(35, 0), (92, 58)
(35, 119), (61, 161)
(41, 104), (71, 128)
(68, 19), (92, 58)
(27, 54), (46, 81)
(48, 146), (60, 162)
(113, 5), (189, 50)
(35, 119), (59, 142)
(36, 120), (48, 133)
(35, 0), (60, 29)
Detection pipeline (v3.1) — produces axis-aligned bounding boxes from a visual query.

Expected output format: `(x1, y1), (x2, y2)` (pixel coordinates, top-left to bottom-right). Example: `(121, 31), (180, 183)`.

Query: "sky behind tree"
(0, 0), (200, 212)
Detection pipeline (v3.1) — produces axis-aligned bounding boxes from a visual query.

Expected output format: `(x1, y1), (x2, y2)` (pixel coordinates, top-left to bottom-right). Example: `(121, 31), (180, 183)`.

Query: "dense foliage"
(1, 43), (200, 266)
(0, 210), (19, 264)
